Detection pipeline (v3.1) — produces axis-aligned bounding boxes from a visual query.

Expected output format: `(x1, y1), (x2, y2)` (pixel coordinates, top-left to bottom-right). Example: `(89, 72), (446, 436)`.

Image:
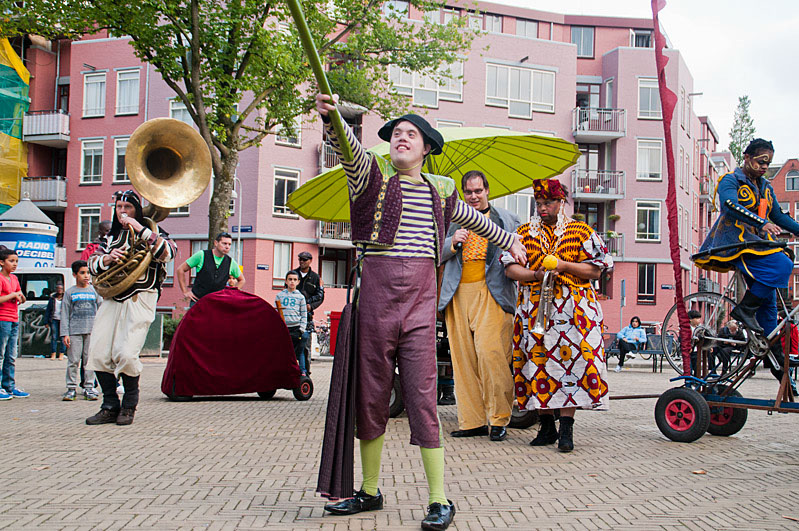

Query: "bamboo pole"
(285, 0), (353, 162)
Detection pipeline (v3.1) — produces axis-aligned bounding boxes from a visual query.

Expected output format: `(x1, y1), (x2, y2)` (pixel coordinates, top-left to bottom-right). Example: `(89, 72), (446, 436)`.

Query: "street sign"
(661, 284), (675, 290)
(232, 225), (253, 233)
(256, 264), (269, 270)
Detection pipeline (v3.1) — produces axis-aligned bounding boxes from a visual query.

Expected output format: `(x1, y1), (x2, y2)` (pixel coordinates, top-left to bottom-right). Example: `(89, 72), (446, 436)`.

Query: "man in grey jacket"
(438, 171), (519, 442)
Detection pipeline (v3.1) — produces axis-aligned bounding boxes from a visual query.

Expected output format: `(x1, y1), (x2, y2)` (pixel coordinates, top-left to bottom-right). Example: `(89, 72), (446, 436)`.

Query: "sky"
(492, 0), (799, 163)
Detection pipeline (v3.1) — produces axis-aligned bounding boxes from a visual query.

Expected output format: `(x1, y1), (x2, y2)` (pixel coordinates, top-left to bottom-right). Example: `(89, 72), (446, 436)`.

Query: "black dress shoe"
(489, 426), (507, 441)
(449, 426), (488, 437)
(421, 500), (456, 530)
(323, 489), (383, 515)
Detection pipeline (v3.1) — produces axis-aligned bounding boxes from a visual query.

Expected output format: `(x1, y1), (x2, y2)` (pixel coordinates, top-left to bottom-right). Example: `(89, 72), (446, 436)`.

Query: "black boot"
(120, 374), (140, 410)
(530, 414), (557, 446)
(558, 416), (574, 453)
(437, 385), (456, 406)
(95, 371), (120, 411)
(730, 290), (764, 334)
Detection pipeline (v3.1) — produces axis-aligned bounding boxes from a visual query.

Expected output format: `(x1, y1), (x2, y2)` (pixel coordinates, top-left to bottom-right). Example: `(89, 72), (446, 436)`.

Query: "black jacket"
(290, 268), (324, 320)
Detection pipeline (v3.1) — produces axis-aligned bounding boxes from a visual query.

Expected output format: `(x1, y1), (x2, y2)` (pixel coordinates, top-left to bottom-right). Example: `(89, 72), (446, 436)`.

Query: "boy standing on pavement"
(61, 260), (101, 401)
(0, 248), (27, 400)
(275, 271), (308, 375)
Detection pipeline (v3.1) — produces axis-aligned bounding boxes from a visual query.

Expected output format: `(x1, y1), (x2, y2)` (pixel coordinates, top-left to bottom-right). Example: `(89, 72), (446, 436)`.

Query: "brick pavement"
(1, 357), (798, 530)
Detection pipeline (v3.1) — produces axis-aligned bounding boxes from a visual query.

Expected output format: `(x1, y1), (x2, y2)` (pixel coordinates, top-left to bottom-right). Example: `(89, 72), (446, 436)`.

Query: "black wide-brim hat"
(377, 114), (444, 155)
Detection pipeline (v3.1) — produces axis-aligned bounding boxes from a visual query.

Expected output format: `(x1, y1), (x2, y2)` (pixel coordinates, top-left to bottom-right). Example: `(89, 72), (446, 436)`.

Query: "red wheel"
(293, 376), (313, 401)
(655, 387), (710, 442)
(707, 387), (747, 436)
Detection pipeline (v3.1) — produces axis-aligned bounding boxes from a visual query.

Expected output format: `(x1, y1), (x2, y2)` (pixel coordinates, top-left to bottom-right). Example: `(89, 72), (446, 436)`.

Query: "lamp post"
(232, 176), (243, 265)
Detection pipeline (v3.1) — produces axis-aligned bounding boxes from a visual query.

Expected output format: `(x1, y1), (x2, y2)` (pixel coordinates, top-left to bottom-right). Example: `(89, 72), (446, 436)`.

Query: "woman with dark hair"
(44, 283), (66, 360)
(696, 138), (799, 392)
(614, 316), (646, 372)
(85, 190), (176, 426)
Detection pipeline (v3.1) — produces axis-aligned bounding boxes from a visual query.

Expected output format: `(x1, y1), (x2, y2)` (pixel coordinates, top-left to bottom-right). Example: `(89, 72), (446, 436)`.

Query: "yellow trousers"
(445, 280), (514, 429)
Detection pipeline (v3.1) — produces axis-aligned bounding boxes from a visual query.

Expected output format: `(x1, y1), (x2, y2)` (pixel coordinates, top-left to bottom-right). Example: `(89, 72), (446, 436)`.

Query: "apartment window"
(81, 140), (103, 184)
(383, 0), (408, 18)
(442, 8), (459, 24)
(83, 73), (106, 117)
(490, 193), (534, 223)
(679, 87), (686, 128)
(114, 138), (129, 183)
(638, 263), (656, 304)
(276, 117), (302, 147)
(468, 13), (482, 30)
(678, 147), (685, 188)
(321, 249), (350, 289)
(794, 275), (799, 299)
(486, 64), (554, 117)
(423, 8), (439, 24)
(636, 201), (661, 241)
(169, 205), (190, 217)
(273, 242), (292, 285)
(516, 19), (538, 38)
(794, 201), (799, 222)
(604, 79), (613, 108)
(389, 62), (462, 107)
(638, 78), (662, 119)
(437, 120), (462, 128)
(571, 26), (594, 58)
(78, 207), (101, 249)
(683, 208), (689, 250)
(273, 168), (299, 217)
(57, 84), (69, 112)
(116, 69), (140, 115)
(170, 100), (192, 124)
(786, 170), (799, 191)
(684, 152), (690, 187)
(631, 29), (652, 48)
(637, 140), (663, 181)
(485, 14), (502, 33)
(779, 202), (790, 214)
(677, 206), (684, 247)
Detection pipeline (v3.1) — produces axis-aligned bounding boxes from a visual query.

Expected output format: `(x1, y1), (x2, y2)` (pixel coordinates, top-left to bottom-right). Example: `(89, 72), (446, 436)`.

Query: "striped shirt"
(325, 121), (515, 258)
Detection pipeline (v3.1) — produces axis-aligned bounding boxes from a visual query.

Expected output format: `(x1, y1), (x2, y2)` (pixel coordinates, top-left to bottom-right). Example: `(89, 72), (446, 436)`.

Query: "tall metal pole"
(234, 176), (242, 266)
(285, 0), (353, 162)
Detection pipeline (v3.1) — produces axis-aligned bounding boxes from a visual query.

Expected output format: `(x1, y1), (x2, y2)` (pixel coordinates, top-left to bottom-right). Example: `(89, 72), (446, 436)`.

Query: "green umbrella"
(287, 127), (580, 223)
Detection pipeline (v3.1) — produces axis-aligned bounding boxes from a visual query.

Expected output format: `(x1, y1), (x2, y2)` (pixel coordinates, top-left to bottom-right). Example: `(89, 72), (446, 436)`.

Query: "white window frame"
(275, 116), (302, 147)
(786, 170), (799, 191)
(77, 206), (101, 249)
(382, 0), (408, 18)
(794, 275), (799, 299)
(113, 137), (130, 183)
(442, 8), (459, 24)
(115, 69), (140, 115)
(638, 78), (662, 119)
(678, 146), (685, 189)
(571, 26), (594, 58)
(485, 63), (554, 117)
(637, 263), (656, 304)
(630, 29), (652, 48)
(273, 242), (292, 285)
(389, 62), (463, 108)
(490, 192), (534, 224)
(636, 200), (661, 242)
(169, 205), (190, 217)
(273, 167), (299, 218)
(80, 140), (103, 184)
(82, 72), (106, 118)
(468, 13), (482, 30)
(436, 120), (463, 128)
(516, 19), (538, 38)
(677, 205), (684, 248)
(679, 87), (686, 128)
(423, 8), (440, 24)
(637, 139), (663, 181)
(485, 14), (502, 33)
(169, 100), (193, 124)
(794, 201), (799, 222)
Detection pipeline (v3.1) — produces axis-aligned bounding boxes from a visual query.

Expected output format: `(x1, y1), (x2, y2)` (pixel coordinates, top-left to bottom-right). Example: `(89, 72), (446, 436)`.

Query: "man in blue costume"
(696, 138), (799, 389)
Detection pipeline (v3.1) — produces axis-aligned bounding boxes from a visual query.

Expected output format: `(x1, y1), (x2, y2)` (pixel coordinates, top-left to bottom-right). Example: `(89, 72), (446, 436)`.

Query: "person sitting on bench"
(614, 316), (646, 372)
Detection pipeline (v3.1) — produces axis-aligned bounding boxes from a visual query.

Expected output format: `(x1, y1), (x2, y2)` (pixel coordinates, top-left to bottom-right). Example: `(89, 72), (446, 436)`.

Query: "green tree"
(728, 95), (756, 167)
(4, 0), (476, 244)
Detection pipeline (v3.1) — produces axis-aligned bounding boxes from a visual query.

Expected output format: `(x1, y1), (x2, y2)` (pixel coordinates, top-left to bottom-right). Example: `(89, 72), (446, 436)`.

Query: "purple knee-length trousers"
(356, 255), (440, 448)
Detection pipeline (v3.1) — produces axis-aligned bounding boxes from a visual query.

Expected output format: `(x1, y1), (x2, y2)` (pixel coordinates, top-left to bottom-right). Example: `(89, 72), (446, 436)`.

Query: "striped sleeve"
(87, 237), (110, 275)
(324, 120), (372, 201)
(452, 200), (515, 251)
(151, 231), (177, 263)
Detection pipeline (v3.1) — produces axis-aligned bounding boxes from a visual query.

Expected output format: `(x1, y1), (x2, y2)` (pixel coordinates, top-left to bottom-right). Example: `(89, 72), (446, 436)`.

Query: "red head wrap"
(533, 179), (567, 200)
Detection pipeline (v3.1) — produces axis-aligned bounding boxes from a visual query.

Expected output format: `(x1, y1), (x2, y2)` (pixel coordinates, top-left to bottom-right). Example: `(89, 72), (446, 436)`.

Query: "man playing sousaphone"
(85, 190), (177, 426)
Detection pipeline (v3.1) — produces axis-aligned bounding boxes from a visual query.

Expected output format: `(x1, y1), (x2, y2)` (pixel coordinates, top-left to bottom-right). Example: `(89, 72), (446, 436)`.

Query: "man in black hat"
(290, 251), (324, 373)
(315, 94), (526, 531)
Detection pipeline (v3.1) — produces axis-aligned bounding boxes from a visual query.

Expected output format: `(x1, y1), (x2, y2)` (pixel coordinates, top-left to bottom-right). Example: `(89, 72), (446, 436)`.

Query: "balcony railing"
(571, 107), (626, 141)
(319, 221), (351, 240)
(23, 110), (70, 147)
(698, 277), (720, 293)
(572, 170), (625, 199)
(319, 142), (340, 172)
(604, 233), (624, 258)
(21, 176), (67, 205)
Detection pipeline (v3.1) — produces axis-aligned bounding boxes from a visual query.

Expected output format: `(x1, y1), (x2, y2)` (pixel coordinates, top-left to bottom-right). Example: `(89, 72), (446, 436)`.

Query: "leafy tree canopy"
(728, 95), (756, 167)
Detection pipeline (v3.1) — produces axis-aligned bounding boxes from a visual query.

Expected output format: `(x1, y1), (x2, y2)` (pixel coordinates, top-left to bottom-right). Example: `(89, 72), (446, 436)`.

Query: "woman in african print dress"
(504, 179), (612, 452)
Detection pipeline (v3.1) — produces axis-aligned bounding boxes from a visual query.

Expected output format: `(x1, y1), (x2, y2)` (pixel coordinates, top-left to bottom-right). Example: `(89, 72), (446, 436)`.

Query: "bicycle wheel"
(661, 292), (754, 380)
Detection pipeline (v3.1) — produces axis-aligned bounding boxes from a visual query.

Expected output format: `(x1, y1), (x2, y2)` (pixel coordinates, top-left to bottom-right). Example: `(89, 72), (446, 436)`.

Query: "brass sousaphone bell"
(93, 118), (212, 298)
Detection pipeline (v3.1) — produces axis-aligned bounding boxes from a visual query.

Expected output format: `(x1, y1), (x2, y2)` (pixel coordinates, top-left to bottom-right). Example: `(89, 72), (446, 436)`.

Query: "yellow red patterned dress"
(512, 219), (612, 411)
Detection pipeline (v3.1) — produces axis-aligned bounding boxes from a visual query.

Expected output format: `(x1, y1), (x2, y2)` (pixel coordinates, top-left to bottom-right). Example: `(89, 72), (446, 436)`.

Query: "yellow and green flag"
(0, 38), (30, 209)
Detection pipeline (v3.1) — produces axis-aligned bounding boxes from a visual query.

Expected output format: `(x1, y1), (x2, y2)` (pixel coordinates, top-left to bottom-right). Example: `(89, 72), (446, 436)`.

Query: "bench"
(604, 333), (667, 372)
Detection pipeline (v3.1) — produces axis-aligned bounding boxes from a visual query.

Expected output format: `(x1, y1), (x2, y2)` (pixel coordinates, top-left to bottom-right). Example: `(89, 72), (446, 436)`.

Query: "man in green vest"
(177, 232), (245, 305)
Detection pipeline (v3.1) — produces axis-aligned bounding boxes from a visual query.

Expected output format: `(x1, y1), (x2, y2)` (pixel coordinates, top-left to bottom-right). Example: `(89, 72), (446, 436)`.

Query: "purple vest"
(350, 155), (458, 262)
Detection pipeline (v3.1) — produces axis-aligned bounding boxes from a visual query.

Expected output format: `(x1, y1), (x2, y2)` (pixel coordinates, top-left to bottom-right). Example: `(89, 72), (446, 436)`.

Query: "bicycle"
(314, 319), (330, 357)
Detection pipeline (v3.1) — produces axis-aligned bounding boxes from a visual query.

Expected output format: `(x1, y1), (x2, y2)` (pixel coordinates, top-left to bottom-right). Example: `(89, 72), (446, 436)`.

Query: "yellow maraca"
(541, 255), (558, 271)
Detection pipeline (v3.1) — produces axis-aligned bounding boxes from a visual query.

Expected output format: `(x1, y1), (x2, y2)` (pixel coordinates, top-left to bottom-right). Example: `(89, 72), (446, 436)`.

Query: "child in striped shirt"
(275, 270), (307, 375)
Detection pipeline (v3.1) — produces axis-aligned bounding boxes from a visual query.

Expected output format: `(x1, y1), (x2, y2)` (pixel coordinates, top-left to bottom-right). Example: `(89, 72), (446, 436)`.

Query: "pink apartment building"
(17, 2), (730, 333)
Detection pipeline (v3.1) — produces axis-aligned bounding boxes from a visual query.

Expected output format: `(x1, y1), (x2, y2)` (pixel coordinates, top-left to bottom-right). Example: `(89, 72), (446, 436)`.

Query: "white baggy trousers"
(87, 290), (157, 378)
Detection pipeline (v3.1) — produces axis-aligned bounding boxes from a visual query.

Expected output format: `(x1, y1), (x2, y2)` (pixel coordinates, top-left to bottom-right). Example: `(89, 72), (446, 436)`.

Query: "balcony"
(319, 142), (340, 173)
(23, 110), (70, 147)
(571, 170), (625, 201)
(571, 107), (626, 143)
(604, 233), (624, 258)
(699, 177), (713, 204)
(21, 176), (67, 210)
(318, 221), (353, 249)
(698, 277), (720, 293)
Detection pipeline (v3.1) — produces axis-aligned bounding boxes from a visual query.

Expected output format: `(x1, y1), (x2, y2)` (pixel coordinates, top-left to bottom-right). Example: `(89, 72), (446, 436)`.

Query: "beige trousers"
(445, 280), (514, 429)
(87, 290), (157, 378)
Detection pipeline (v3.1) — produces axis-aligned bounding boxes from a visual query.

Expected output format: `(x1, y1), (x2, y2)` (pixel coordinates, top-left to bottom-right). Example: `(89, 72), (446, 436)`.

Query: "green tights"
(359, 434), (447, 505)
